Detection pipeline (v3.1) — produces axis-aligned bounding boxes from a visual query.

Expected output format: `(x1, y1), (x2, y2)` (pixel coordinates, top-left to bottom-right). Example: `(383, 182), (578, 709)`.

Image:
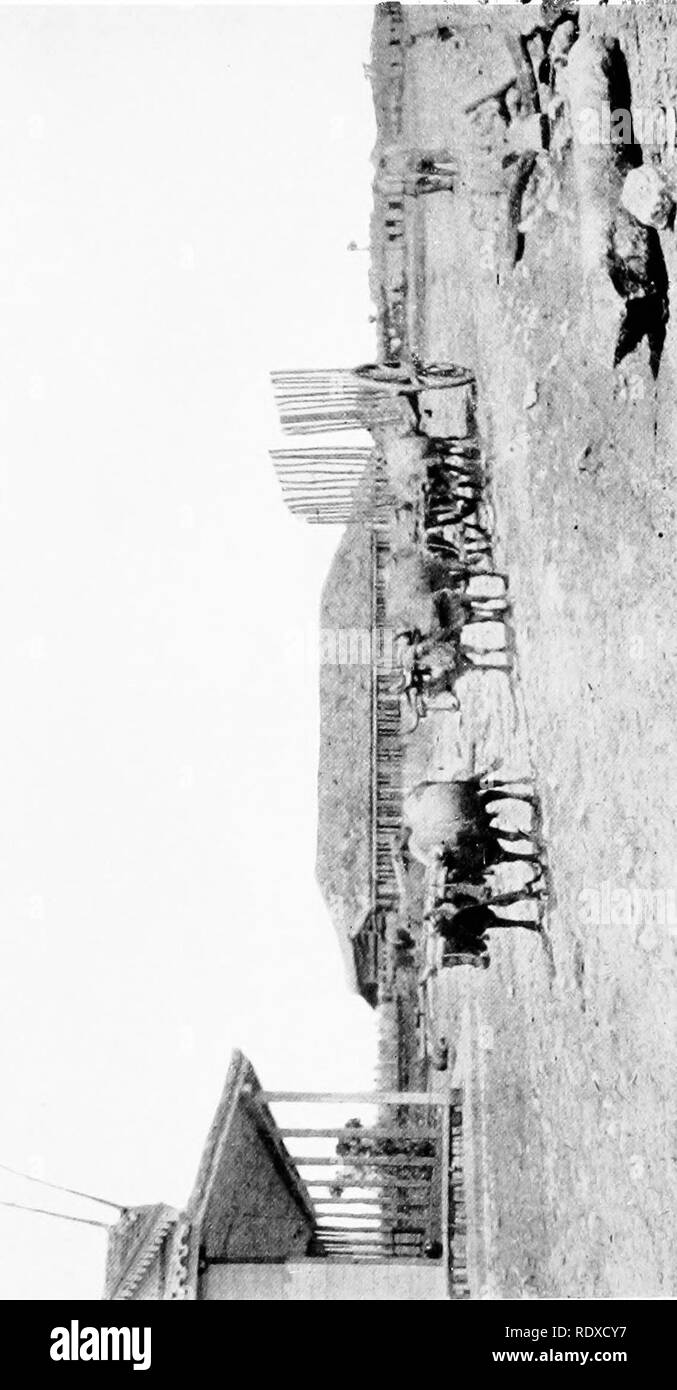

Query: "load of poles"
(270, 446), (392, 525)
(270, 368), (407, 436)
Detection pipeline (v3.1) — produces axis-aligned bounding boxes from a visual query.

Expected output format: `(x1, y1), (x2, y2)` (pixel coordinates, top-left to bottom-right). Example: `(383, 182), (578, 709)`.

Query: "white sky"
(0, 2), (378, 1299)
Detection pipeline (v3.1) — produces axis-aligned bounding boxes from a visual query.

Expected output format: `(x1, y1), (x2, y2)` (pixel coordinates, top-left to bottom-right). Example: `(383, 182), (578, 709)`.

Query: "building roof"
(104, 1051), (320, 1297)
(104, 1203), (179, 1301)
(187, 1049), (317, 1239)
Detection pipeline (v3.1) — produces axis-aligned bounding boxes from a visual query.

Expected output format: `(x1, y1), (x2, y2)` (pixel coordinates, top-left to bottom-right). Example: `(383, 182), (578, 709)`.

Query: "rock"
(523, 380), (539, 410)
(620, 166), (676, 231)
(608, 205), (669, 376)
(629, 1154), (646, 1183)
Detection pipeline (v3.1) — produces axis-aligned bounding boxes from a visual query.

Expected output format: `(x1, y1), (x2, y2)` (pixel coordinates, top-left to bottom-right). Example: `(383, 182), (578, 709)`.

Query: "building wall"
(201, 1260), (449, 1301)
(198, 1104), (314, 1263)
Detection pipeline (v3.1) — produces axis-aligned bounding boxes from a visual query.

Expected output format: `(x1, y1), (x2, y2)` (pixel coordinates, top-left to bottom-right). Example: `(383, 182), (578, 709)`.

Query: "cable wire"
(0, 1161), (126, 1212)
(0, 1199), (112, 1230)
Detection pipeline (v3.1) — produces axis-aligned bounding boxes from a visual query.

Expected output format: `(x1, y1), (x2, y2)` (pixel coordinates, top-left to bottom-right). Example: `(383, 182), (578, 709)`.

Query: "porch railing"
(251, 1087), (468, 1297)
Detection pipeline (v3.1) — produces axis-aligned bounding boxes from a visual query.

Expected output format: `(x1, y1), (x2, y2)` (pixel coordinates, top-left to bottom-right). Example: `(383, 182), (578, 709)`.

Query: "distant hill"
(315, 521), (373, 988)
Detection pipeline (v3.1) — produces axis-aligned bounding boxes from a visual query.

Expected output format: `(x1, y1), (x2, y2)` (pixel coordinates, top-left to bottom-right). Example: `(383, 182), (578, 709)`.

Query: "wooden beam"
(260, 1089), (459, 1106)
(280, 1126), (438, 1140)
(318, 1232), (395, 1239)
(293, 1155), (435, 1169)
(314, 1204), (427, 1213)
(321, 1245), (400, 1256)
(306, 1177), (432, 1191)
(312, 1198), (385, 1207)
(441, 1101), (451, 1278)
(317, 1258), (436, 1268)
(316, 1217), (424, 1228)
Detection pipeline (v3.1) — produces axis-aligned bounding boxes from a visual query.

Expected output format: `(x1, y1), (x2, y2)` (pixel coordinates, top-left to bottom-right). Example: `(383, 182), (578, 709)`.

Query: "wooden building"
(104, 1051), (468, 1301)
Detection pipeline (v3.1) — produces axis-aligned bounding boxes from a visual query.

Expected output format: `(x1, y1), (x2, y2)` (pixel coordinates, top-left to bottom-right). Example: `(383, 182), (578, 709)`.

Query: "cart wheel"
(353, 362), (411, 385)
(412, 360), (475, 388)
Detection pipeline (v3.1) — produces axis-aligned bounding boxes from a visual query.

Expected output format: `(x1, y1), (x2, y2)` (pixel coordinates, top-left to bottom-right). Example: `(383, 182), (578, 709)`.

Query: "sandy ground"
(391, 4), (677, 1299)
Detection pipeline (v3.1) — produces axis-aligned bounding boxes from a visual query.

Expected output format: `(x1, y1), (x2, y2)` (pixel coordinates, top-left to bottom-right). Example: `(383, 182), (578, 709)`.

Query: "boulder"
(620, 166), (676, 231)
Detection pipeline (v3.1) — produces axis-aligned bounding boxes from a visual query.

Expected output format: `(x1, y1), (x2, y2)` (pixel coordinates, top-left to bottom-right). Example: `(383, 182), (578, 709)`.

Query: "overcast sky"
(0, 2), (377, 1299)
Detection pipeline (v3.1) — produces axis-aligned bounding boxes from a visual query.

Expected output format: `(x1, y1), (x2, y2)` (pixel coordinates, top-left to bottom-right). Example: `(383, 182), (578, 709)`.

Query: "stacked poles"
(270, 447), (382, 525)
(271, 380), (403, 901)
(270, 448), (395, 525)
(271, 368), (403, 435)
(272, 369), (365, 434)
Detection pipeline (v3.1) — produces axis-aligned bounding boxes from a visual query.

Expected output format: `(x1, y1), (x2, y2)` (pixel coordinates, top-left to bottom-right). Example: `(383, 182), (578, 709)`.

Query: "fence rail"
(251, 1086), (468, 1294)
(371, 527), (402, 913)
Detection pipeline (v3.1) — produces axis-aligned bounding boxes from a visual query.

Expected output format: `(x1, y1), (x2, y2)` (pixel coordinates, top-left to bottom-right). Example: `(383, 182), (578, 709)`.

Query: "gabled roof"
(104, 1051), (320, 1298)
(187, 1050), (317, 1260)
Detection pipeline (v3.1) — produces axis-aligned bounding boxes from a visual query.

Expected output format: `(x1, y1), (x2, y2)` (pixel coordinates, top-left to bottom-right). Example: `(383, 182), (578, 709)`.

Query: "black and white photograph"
(0, 0), (675, 1326)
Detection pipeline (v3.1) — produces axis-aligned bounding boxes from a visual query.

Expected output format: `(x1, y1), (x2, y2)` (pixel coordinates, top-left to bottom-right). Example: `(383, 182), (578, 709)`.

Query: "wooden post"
(259, 1089), (443, 1105)
(293, 1154), (435, 1168)
(440, 1097), (451, 1285)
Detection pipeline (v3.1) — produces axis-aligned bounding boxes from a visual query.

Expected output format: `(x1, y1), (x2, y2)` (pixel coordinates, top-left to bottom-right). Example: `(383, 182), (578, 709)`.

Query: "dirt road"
(389, 4), (677, 1298)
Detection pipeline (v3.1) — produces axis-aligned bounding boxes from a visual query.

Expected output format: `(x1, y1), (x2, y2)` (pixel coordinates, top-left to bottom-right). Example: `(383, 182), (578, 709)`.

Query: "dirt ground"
(386, 3), (677, 1299)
